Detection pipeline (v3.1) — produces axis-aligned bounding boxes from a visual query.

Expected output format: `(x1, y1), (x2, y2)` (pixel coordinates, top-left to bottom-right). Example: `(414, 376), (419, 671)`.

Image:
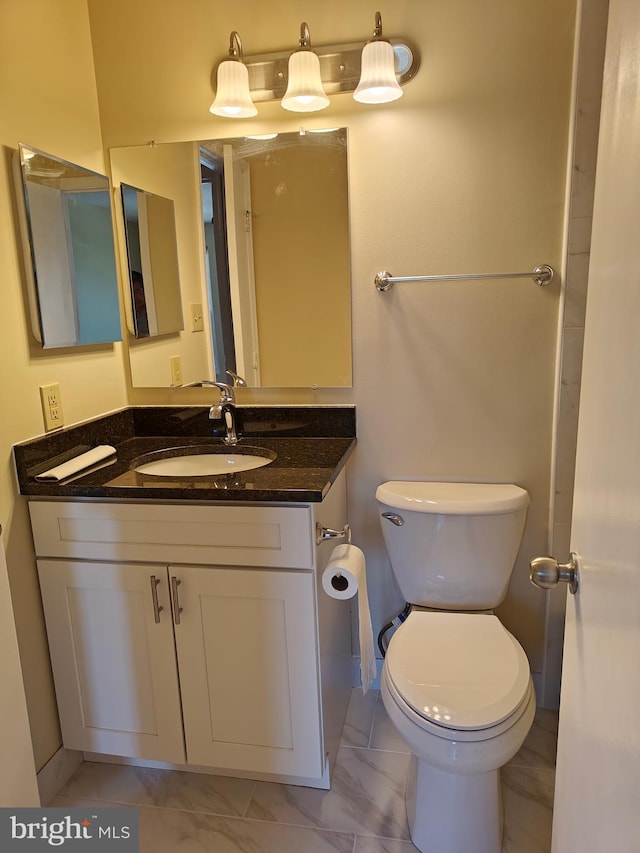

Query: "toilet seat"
(385, 611), (531, 734)
(383, 665), (533, 744)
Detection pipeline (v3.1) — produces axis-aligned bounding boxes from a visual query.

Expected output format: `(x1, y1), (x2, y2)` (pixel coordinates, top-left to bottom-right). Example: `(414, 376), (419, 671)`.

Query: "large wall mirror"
(15, 144), (121, 348)
(110, 128), (352, 389)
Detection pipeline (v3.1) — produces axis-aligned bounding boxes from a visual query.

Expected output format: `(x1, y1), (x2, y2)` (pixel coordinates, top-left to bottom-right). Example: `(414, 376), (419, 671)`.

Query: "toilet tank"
(376, 481), (530, 610)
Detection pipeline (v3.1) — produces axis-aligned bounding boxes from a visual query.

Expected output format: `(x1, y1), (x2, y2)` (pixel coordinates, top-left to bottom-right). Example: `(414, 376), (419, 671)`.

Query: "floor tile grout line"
(55, 792), (266, 823)
(241, 780), (257, 819)
(340, 743), (410, 757)
(56, 793), (414, 843)
(507, 762), (556, 771)
(57, 796), (254, 820)
(367, 696), (380, 750)
(368, 747), (411, 755)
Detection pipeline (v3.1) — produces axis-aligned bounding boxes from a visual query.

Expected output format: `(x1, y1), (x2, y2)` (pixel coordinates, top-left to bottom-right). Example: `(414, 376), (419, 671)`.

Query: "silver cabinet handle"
(150, 575), (163, 623)
(530, 552), (579, 595)
(381, 512), (404, 526)
(171, 576), (184, 624)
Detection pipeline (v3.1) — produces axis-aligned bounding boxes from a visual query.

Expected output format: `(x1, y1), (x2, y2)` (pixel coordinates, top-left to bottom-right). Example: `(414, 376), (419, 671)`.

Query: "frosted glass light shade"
(210, 60), (257, 118)
(281, 50), (329, 112)
(354, 39), (403, 104)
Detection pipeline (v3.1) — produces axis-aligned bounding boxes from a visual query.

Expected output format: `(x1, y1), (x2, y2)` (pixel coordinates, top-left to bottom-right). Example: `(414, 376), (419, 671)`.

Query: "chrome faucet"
(201, 380), (239, 446)
(226, 369), (247, 387)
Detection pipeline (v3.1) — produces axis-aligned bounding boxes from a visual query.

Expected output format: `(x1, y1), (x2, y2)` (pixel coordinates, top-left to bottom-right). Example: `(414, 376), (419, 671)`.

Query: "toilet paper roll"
(322, 543), (377, 694)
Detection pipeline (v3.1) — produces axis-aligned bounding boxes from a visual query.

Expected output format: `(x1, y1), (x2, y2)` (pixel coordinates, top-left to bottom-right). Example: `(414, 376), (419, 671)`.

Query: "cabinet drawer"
(29, 501), (314, 568)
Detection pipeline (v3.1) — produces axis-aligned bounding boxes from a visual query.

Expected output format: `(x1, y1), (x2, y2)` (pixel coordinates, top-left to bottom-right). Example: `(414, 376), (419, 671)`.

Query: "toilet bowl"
(382, 612), (535, 853)
(375, 481), (534, 853)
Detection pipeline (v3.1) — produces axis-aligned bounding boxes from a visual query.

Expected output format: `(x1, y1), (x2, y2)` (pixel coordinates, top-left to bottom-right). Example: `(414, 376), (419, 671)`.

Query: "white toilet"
(376, 481), (536, 853)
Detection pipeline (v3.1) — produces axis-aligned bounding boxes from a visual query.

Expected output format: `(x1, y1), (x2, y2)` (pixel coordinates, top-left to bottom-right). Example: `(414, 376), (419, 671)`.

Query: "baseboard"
(83, 752), (330, 790)
(531, 671), (545, 707)
(37, 747), (83, 806)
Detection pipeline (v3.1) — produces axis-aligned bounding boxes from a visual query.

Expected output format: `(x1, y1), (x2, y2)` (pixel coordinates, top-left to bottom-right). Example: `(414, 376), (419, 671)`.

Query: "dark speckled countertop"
(14, 406), (356, 503)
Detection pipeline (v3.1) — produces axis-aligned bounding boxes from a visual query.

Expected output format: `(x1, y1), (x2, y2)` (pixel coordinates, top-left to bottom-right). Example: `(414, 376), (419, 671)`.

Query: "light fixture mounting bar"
(240, 38), (419, 102)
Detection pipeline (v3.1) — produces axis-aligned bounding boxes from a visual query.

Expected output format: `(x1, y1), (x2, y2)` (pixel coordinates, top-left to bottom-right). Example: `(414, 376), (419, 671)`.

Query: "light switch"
(190, 303), (204, 333)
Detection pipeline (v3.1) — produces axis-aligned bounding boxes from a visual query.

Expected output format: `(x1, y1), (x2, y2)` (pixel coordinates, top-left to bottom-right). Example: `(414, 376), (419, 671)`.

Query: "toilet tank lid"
(375, 481), (530, 514)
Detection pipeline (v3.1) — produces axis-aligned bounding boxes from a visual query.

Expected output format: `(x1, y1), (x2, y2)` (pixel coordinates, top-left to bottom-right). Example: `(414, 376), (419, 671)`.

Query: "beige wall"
(88, 0), (575, 677)
(251, 143), (351, 386)
(0, 0), (128, 772)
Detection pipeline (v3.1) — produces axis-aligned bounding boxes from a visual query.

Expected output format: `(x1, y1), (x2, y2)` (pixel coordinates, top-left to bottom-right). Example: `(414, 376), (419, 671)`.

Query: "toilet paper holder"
(315, 523), (351, 546)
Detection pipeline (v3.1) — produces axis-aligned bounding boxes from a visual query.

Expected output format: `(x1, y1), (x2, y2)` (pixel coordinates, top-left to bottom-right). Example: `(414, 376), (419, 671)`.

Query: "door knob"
(530, 553), (579, 594)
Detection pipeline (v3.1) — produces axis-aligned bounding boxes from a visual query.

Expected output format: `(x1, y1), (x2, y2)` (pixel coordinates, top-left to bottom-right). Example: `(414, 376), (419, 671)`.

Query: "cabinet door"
(37, 560), (185, 763)
(174, 566), (324, 779)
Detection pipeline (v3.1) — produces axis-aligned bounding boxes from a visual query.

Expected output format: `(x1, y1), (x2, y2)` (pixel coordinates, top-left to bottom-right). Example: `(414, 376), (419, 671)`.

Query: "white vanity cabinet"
(29, 471), (351, 788)
(36, 559), (186, 764)
(175, 564), (321, 777)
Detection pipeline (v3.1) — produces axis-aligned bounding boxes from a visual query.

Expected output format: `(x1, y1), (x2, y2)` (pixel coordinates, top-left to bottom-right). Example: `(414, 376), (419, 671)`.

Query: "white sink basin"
(133, 447), (275, 477)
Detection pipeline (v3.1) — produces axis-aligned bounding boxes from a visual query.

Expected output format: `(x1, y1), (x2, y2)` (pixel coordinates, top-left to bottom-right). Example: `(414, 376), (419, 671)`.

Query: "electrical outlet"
(40, 383), (64, 431)
(170, 355), (183, 387)
(190, 303), (204, 333)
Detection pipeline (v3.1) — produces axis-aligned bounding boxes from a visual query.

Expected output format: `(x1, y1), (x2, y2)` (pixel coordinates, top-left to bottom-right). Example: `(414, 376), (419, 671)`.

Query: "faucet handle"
(201, 379), (235, 403)
(226, 370), (247, 387)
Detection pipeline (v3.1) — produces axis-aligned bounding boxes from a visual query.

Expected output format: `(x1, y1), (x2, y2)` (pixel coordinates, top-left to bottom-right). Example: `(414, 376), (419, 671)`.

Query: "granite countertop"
(14, 406), (356, 503)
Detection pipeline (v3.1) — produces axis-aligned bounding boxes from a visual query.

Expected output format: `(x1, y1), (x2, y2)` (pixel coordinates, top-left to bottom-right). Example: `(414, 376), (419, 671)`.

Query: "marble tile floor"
(51, 690), (558, 852)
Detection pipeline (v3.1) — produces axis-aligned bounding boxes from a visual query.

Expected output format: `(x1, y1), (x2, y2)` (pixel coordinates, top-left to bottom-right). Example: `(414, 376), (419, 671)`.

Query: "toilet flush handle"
(530, 553), (579, 595)
(381, 512), (404, 526)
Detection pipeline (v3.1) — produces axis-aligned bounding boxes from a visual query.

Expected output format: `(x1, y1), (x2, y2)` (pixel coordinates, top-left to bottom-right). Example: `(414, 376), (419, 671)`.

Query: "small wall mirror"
(120, 184), (184, 338)
(110, 128), (352, 389)
(15, 144), (122, 348)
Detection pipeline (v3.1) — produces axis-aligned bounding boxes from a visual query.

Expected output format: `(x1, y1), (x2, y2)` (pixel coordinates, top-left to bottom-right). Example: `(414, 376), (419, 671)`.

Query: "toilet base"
(406, 755), (502, 853)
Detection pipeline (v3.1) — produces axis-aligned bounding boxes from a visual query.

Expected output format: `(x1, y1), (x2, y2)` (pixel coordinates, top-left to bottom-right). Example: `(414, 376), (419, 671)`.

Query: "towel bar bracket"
(316, 523), (352, 546)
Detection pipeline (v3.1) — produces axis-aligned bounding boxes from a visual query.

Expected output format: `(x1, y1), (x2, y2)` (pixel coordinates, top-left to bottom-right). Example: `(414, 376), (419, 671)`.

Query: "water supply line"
(377, 602), (411, 656)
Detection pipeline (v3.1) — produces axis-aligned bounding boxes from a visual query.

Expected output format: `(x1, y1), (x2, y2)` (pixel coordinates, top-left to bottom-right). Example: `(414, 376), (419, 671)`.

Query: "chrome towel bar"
(374, 264), (554, 291)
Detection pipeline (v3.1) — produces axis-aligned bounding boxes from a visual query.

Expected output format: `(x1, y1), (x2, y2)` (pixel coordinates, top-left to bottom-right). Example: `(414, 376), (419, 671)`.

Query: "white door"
(550, 1), (640, 849)
(173, 565), (324, 779)
(38, 560), (185, 764)
(223, 146), (261, 386)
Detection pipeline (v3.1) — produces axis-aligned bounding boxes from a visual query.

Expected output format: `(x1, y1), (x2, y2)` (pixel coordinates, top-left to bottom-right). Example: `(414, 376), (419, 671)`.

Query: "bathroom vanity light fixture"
(209, 32), (258, 118)
(354, 12), (403, 103)
(209, 13), (419, 117)
(281, 23), (329, 112)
